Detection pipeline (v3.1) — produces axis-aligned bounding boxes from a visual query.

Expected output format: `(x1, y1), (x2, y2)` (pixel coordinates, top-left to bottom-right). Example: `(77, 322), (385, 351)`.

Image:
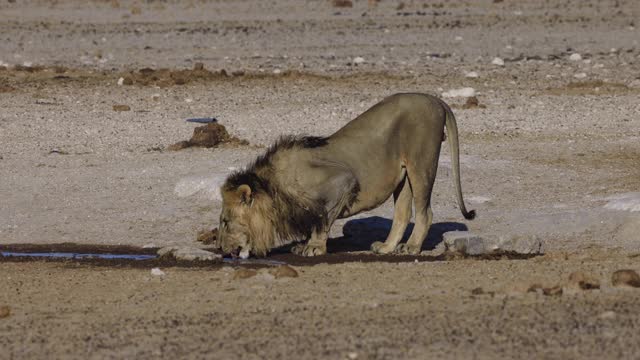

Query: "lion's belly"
(338, 166), (406, 218)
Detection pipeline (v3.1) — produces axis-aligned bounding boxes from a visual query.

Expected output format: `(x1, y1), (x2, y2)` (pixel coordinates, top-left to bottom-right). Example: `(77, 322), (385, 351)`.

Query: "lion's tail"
(440, 98), (476, 220)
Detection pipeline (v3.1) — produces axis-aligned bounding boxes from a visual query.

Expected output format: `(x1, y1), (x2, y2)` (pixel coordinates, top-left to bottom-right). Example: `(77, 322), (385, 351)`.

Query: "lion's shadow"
(326, 216), (469, 253)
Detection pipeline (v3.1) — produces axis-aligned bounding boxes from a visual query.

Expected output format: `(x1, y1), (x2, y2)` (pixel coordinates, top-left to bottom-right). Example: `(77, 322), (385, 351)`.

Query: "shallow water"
(1, 252), (157, 261)
(0, 251), (286, 266)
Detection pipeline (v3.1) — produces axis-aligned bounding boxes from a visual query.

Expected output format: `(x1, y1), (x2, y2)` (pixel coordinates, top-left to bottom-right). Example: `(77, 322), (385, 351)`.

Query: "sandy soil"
(1, 0), (640, 358)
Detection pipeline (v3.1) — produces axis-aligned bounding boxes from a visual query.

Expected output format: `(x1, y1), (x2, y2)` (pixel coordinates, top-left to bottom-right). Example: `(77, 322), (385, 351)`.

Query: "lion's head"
(216, 136), (333, 258)
(218, 183), (277, 258)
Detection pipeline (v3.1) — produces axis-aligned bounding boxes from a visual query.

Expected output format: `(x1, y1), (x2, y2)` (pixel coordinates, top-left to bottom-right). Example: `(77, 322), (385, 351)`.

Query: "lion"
(217, 93), (475, 258)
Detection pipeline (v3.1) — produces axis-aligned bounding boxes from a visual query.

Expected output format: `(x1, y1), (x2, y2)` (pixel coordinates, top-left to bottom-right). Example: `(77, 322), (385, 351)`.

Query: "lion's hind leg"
(395, 158), (438, 255)
(371, 172), (413, 254)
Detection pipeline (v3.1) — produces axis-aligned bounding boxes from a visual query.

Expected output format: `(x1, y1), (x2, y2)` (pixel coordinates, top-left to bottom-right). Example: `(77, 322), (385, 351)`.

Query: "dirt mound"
(168, 123), (249, 150)
(120, 63), (230, 87)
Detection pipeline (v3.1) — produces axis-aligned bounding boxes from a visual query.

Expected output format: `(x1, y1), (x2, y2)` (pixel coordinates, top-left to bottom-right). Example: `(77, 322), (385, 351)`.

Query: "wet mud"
(0, 243), (536, 269)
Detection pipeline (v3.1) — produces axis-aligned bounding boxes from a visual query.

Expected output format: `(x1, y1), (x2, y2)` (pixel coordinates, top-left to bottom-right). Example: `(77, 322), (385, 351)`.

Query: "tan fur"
(217, 93), (475, 257)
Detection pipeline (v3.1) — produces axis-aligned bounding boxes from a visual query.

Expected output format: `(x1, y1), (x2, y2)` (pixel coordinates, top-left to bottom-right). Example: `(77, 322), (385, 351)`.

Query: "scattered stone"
(420, 242), (446, 256)
(353, 57), (365, 64)
(0, 306), (10, 319)
(268, 265), (299, 279)
(462, 96), (486, 109)
(332, 0), (353, 7)
(443, 231), (543, 255)
(443, 231), (493, 255)
(569, 53), (582, 61)
(599, 311), (617, 320)
(604, 193), (640, 212)
(492, 234), (543, 254)
(468, 196), (491, 204)
(197, 228), (218, 245)
(158, 246), (222, 262)
(113, 104), (131, 112)
(543, 285), (563, 296)
(567, 271), (600, 290)
(574, 72), (587, 79)
(233, 268), (258, 280)
(491, 57), (504, 66)
(442, 87), (475, 98)
(471, 287), (484, 295)
(612, 269), (640, 288)
(117, 77), (124, 86)
(273, 69), (282, 75)
(464, 71), (479, 78)
(151, 268), (165, 276)
(454, 36), (463, 41)
(347, 352), (359, 360)
(168, 123), (249, 151)
(527, 283), (543, 294)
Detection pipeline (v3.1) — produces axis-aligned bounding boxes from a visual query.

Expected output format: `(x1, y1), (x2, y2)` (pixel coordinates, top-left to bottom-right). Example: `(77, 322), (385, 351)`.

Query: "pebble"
(353, 56), (365, 64)
(464, 71), (479, 78)
(269, 265), (299, 279)
(599, 311), (617, 320)
(273, 69), (282, 75)
(491, 57), (504, 66)
(151, 268), (165, 276)
(157, 246), (222, 262)
(233, 268), (258, 280)
(112, 104), (131, 112)
(574, 72), (587, 79)
(117, 77), (124, 86)
(567, 271), (600, 290)
(442, 87), (476, 98)
(569, 53), (582, 61)
(611, 269), (640, 288)
(0, 305), (10, 318)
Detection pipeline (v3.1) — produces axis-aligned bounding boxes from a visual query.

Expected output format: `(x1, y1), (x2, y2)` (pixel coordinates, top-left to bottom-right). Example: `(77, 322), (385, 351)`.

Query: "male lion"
(217, 93), (475, 258)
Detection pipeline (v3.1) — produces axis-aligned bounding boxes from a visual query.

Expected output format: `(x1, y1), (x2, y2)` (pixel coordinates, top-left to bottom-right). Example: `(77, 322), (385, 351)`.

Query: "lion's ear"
(237, 184), (252, 205)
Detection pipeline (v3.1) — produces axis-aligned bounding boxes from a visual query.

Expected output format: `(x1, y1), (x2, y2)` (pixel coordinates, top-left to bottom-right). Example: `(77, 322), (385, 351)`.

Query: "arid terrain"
(1, 0), (640, 359)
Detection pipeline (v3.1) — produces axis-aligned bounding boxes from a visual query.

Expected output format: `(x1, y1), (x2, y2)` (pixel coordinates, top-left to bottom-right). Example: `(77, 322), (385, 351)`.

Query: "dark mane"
(223, 135), (330, 243)
(225, 135), (327, 190)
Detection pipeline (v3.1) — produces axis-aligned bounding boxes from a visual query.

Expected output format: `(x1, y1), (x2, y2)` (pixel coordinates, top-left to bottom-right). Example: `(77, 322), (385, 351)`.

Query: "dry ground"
(1, 0), (640, 359)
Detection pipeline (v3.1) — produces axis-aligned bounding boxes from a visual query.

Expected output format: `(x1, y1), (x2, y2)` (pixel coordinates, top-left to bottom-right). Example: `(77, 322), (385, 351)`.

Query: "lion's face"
(218, 204), (252, 259)
(218, 183), (275, 258)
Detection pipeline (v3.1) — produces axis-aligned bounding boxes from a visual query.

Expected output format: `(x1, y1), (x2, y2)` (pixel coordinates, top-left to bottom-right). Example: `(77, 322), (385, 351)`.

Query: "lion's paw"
(291, 244), (326, 257)
(394, 243), (421, 255)
(371, 241), (393, 254)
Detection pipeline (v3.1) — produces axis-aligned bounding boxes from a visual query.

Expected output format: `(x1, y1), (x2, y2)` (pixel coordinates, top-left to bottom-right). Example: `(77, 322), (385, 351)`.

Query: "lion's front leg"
(291, 231), (328, 257)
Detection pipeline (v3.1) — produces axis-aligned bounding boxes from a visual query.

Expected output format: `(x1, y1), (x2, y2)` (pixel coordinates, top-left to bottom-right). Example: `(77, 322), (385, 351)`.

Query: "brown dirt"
(167, 123), (249, 150)
(2, 0), (640, 358)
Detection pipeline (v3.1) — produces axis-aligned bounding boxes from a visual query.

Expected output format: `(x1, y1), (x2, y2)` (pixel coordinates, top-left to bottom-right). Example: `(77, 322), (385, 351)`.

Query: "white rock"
(117, 77), (124, 86)
(353, 57), (365, 64)
(454, 36), (463, 41)
(142, 243), (157, 248)
(442, 87), (476, 98)
(574, 72), (587, 79)
(22, 61), (32, 67)
(185, 98), (193, 103)
(468, 196), (491, 204)
(492, 234), (544, 254)
(443, 231), (494, 255)
(604, 193), (640, 212)
(273, 69), (282, 74)
(491, 57), (505, 66)
(569, 53), (582, 61)
(464, 71), (479, 78)
(158, 246), (223, 262)
(151, 268), (165, 276)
